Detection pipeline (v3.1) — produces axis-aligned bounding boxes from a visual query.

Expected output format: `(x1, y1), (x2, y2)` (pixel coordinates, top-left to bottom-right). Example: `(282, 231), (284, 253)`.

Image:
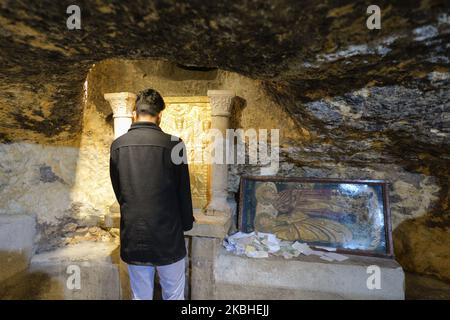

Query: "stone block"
(0, 214), (36, 283)
(213, 248), (405, 300)
(190, 237), (222, 300)
(26, 242), (121, 300)
(118, 259), (132, 299)
(185, 211), (231, 239)
(104, 212), (120, 228)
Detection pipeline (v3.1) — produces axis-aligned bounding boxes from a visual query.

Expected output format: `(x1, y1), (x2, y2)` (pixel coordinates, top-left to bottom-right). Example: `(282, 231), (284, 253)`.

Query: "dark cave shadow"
(0, 269), (63, 300)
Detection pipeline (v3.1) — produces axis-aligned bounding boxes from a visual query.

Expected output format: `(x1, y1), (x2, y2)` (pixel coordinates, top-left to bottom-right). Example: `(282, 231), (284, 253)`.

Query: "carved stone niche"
(104, 91), (235, 239)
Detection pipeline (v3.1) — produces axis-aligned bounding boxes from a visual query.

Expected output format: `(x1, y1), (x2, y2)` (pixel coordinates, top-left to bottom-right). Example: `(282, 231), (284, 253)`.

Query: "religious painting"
(160, 96), (211, 209)
(238, 176), (394, 257)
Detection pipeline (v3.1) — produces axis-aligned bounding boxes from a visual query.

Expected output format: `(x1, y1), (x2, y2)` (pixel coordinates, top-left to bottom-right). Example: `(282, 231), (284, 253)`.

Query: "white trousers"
(128, 258), (185, 300)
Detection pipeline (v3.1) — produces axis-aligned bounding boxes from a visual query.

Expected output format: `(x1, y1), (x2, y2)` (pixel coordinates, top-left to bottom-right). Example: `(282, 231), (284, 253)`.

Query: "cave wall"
(2, 58), (447, 280)
(0, 59), (300, 251)
(0, 1), (449, 281)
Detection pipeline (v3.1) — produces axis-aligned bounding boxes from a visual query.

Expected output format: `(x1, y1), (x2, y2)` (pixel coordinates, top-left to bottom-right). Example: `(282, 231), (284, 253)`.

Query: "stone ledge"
(214, 248), (405, 300)
(104, 92), (137, 102)
(184, 211), (232, 239)
(28, 242), (121, 300)
(103, 212), (120, 228)
(31, 241), (118, 264)
(104, 210), (232, 240)
(0, 214), (36, 283)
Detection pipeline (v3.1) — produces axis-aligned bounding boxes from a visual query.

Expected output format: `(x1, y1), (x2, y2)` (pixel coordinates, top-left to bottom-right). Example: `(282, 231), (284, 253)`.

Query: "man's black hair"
(135, 88), (165, 116)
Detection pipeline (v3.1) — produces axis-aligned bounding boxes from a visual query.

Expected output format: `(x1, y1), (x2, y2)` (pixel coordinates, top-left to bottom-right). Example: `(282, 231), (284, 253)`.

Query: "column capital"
(104, 92), (136, 139)
(207, 90), (235, 117)
(104, 92), (137, 118)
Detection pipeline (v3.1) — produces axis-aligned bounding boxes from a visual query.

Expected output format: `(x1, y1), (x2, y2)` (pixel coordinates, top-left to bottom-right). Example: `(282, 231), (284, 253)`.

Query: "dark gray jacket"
(110, 121), (193, 266)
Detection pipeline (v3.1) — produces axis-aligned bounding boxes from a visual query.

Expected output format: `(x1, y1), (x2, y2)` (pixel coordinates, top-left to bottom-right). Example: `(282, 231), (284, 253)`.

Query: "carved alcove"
(104, 90), (235, 238)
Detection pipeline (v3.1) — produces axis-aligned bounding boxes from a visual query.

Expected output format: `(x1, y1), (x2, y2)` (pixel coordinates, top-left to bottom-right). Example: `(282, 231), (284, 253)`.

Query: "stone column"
(206, 90), (235, 216)
(104, 92), (137, 139)
(103, 92), (136, 228)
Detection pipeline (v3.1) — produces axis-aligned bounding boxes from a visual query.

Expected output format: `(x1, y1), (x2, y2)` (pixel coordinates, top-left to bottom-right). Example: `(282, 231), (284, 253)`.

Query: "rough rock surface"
(0, 1), (449, 281)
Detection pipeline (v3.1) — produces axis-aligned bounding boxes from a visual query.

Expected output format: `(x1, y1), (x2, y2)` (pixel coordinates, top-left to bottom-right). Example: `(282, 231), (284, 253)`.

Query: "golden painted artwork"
(239, 176), (394, 257)
(160, 96), (211, 209)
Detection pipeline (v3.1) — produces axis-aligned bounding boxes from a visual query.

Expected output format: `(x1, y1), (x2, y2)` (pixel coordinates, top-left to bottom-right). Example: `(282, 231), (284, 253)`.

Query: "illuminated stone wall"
(0, 58), (448, 282)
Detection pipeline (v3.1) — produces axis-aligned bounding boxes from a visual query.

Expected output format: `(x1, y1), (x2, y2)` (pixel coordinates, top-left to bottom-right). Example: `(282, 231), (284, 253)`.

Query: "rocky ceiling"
(0, 1), (449, 216)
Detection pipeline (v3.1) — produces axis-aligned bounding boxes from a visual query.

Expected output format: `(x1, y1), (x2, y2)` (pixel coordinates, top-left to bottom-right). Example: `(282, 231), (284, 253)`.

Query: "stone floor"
(1, 240), (450, 299)
(3, 268), (449, 300)
(0, 242), (121, 300)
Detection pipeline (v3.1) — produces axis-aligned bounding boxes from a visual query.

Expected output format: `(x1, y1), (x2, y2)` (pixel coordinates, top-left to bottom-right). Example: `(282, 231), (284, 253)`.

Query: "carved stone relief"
(160, 97), (211, 209)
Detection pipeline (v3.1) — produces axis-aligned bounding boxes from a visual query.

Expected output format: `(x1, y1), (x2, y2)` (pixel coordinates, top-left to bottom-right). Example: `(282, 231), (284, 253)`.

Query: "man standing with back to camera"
(109, 88), (194, 300)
